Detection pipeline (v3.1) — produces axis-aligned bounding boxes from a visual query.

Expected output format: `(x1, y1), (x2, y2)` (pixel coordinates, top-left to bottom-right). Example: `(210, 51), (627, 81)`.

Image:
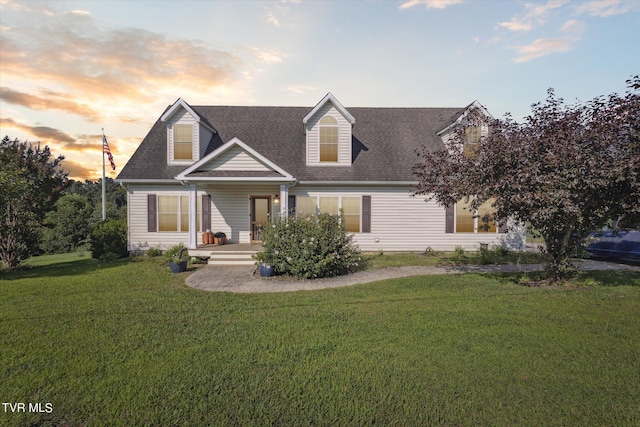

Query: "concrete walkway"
(185, 260), (640, 293)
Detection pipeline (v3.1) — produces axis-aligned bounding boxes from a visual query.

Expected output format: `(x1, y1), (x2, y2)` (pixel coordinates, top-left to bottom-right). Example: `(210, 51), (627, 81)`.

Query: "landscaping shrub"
(90, 218), (128, 260)
(145, 246), (163, 257)
(453, 245), (465, 260)
(255, 213), (360, 279)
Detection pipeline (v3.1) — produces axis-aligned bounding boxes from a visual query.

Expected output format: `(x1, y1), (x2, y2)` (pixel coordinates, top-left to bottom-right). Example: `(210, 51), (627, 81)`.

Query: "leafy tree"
(40, 193), (94, 254)
(66, 177), (127, 222)
(0, 136), (68, 269)
(413, 77), (640, 280)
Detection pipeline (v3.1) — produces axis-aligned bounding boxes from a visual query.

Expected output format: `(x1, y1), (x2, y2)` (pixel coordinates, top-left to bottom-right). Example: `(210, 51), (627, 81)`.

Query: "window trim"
(156, 194), (201, 233)
(292, 195), (364, 233)
(172, 123), (194, 161)
(447, 198), (501, 234)
(319, 116), (339, 163)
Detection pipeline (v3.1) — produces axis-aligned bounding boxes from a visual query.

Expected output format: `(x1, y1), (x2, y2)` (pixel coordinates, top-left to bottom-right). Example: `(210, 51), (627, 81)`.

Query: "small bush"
(493, 246), (509, 257)
(98, 252), (121, 263)
(254, 213), (360, 279)
(478, 244), (490, 264)
(146, 247), (163, 257)
(90, 219), (128, 260)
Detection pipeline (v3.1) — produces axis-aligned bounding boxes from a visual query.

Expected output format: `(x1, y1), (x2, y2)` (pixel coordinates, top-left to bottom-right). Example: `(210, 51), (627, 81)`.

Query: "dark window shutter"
(362, 195), (371, 233)
(498, 218), (507, 233)
(148, 194), (157, 232)
(202, 194), (211, 231)
(288, 195), (296, 216)
(445, 203), (454, 233)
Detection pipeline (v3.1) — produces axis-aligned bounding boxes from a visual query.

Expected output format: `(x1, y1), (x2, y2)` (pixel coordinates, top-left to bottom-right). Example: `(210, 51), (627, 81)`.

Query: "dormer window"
(319, 116), (338, 162)
(465, 126), (481, 143)
(173, 124), (193, 161)
(303, 93), (355, 167)
(463, 125), (483, 157)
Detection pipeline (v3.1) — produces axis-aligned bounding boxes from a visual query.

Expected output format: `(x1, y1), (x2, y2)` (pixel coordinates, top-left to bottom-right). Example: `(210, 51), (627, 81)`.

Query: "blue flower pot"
(259, 264), (273, 277)
(169, 261), (188, 273)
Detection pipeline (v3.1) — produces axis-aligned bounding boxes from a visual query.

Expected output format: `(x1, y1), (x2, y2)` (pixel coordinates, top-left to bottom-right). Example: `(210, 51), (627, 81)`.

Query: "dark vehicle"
(586, 230), (640, 262)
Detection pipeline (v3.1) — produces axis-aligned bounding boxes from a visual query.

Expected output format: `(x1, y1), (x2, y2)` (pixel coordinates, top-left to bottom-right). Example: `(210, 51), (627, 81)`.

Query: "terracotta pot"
(203, 231), (214, 245)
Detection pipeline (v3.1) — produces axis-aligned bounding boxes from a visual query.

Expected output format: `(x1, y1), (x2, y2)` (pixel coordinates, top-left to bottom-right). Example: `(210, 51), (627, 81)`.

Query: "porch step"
(207, 250), (258, 266)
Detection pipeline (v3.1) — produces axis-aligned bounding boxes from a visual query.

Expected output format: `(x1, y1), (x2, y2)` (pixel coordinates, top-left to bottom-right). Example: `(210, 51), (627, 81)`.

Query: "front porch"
(189, 242), (263, 266)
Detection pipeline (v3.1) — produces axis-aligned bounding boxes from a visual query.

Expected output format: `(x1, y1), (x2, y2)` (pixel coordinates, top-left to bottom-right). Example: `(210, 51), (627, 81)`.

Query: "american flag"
(103, 134), (116, 171)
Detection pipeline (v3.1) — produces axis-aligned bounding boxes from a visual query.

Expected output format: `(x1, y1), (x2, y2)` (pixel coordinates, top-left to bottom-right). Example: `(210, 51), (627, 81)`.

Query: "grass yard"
(360, 248), (548, 269)
(1, 255), (639, 426)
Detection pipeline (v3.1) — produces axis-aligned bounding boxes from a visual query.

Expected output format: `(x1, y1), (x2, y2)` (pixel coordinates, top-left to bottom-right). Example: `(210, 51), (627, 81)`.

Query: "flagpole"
(102, 128), (106, 221)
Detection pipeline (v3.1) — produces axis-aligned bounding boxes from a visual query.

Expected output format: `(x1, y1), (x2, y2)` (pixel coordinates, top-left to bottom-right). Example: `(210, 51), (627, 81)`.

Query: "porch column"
(280, 184), (288, 217)
(188, 184), (197, 249)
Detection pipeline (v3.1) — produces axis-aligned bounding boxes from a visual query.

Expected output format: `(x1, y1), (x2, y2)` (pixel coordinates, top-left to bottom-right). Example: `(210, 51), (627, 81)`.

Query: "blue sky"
(1, 0), (638, 180)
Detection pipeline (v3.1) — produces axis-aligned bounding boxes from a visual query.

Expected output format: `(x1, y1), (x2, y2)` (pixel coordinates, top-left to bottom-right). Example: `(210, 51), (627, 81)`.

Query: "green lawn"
(1, 255), (639, 426)
(360, 248), (548, 269)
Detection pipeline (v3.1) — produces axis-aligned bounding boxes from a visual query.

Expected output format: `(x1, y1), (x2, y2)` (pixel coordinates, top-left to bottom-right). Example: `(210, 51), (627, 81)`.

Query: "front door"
(250, 196), (271, 242)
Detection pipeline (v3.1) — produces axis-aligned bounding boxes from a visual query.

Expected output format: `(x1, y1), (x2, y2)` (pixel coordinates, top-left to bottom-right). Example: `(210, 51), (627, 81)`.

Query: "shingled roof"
(116, 104), (466, 183)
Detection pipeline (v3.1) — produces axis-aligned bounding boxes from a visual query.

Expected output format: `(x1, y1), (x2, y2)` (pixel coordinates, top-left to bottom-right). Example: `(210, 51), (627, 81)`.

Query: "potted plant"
(214, 232), (227, 245)
(168, 246), (189, 273)
(253, 252), (273, 277)
(258, 263), (273, 277)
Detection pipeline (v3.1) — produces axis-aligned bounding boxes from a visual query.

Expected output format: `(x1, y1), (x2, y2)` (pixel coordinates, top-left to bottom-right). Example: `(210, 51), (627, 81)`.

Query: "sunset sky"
(1, 0), (638, 181)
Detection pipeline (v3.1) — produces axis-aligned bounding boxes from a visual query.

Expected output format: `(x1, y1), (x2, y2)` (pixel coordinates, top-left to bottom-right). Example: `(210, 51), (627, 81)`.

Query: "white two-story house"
(116, 93), (524, 255)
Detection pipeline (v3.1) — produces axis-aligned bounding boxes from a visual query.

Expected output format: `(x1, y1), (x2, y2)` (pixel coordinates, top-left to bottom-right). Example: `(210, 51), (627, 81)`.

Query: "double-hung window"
(454, 198), (497, 233)
(341, 197), (361, 233)
(157, 195), (200, 232)
(463, 125), (481, 157)
(173, 124), (193, 161)
(294, 196), (362, 233)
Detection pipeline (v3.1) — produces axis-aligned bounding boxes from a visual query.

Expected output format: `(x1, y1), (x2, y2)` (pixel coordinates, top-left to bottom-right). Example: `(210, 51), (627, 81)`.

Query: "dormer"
(161, 98), (216, 166)
(436, 100), (493, 156)
(303, 93), (355, 167)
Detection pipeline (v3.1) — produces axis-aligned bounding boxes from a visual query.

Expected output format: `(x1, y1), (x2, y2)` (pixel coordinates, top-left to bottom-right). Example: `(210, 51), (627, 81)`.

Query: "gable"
(303, 93), (356, 125)
(436, 100), (493, 136)
(201, 144), (270, 172)
(175, 137), (294, 182)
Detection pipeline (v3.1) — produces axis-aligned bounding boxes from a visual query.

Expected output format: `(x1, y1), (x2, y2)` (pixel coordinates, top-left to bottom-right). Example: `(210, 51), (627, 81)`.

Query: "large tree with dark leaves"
(413, 77), (640, 280)
(0, 136), (68, 269)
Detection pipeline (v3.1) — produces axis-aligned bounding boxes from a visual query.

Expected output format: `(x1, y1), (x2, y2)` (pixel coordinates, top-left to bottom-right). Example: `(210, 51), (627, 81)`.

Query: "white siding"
(127, 183), (524, 253)
(306, 104), (352, 166)
(201, 145), (270, 171)
(291, 185), (523, 252)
